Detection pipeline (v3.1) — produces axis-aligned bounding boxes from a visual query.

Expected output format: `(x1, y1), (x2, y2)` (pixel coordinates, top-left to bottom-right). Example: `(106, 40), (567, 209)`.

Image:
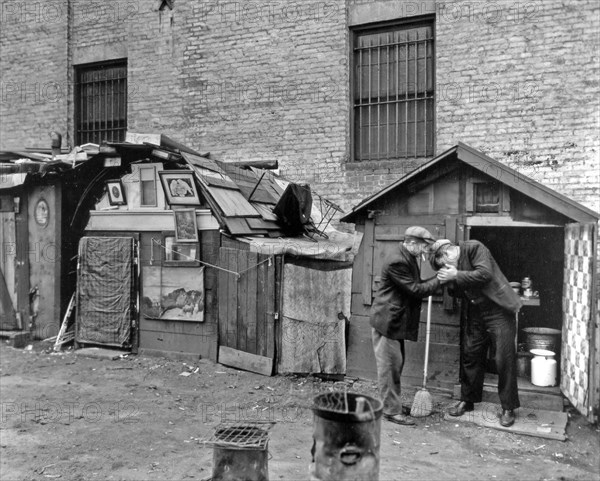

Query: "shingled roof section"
(181, 152), (284, 237)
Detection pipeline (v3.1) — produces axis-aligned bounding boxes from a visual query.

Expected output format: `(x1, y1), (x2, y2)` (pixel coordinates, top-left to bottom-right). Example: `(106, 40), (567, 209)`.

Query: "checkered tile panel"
(561, 223), (594, 415)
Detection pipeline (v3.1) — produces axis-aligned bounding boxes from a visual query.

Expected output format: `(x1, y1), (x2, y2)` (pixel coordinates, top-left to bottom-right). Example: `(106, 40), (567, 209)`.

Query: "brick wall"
(1, 0), (598, 214)
(0, 1), (69, 149)
(435, 0), (600, 213)
(179, 0), (351, 208)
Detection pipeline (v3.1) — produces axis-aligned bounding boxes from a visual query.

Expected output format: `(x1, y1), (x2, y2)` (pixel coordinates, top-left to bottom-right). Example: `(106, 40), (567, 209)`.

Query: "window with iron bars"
(75, 60), (127, 145)
(352, 19), (434, 162)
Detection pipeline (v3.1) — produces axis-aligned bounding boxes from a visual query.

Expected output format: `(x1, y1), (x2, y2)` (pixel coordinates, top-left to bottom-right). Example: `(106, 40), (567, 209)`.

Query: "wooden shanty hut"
(341, 143), (599, 422)
(75, 135), (358, 376)
(180, 150), (358, 377)
(0, 148), (91, 344)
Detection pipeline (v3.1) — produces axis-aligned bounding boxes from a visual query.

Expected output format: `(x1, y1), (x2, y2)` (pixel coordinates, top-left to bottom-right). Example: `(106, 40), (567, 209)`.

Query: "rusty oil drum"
(309, 392), (383, 480)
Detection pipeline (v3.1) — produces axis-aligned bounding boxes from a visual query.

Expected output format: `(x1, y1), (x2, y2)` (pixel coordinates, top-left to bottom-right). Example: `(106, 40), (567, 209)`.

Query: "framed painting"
(106, 179), (127, 206)
(141, 266), (205, 322)
(173, 208), (199, 243)
(159, 170), (201, 205)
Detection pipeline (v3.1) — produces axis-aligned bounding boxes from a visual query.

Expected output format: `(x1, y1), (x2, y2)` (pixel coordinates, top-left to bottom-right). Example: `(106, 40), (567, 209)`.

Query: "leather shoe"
(384, 414), (416, 426)
(448, 401), (474, 417)
(500, 409), (516, 427)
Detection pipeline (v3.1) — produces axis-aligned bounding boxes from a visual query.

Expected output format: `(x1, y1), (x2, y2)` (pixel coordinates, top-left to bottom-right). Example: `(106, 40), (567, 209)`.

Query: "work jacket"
(451, 240), (523, 314)
(370, 244), (440, 341)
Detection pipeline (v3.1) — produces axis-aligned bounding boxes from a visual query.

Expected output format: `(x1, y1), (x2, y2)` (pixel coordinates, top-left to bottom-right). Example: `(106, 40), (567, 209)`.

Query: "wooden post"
(361, 218), (375, 305)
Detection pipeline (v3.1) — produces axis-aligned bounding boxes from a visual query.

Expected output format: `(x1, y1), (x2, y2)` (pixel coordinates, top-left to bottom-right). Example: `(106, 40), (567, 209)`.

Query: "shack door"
(561, 222), (598, 423)
(0, 210), (17, 328)
(348, 217), (460, 388)
(0, 196), (29, 331)
(217, 247), (276, 376)
(75, 237), (137, 348)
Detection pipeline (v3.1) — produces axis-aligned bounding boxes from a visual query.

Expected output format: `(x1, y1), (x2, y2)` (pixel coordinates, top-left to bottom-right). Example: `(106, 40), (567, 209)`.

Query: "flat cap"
(403, 226), (436, 244)
(429, 239), (453, 254)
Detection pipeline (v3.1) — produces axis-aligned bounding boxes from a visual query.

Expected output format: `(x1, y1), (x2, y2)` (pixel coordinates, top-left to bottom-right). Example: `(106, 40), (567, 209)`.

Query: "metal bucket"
(212, 426), (269, 481)
(523, 327), (561, 354)
(309, 392), (382, 481)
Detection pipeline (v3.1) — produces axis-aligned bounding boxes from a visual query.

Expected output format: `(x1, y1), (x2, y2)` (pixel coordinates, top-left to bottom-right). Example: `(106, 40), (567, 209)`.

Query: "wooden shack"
(181, 150), (357, 376)
(341, 143), (599, 422)
(4, 136), (360, 376)
(0, 154), (90, 343)
(76, 137), (357, 374)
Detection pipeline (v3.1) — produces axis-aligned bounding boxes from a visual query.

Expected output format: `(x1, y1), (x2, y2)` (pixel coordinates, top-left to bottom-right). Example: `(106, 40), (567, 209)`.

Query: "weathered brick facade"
(1, 0), (598, 214)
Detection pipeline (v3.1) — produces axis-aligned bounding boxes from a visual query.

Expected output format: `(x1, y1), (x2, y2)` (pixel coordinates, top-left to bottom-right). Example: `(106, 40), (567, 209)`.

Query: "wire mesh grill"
(201, 423), (272, 450)
(313, 390), (350, 414)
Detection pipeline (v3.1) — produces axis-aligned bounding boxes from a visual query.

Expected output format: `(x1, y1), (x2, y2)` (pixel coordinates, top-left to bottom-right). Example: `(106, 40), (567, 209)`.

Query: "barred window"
(75, 60), (127, 145)
(353, 20), (434, 161)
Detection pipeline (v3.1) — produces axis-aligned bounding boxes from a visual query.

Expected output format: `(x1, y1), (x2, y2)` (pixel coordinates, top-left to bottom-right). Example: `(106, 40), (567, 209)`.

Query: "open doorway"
(469, 226), (564, 331)
(468, 226), (564, 385)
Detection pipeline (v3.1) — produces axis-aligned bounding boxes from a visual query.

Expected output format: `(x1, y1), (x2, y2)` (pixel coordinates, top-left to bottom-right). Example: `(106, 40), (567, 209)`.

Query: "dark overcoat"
(451, 240), (523, 314)
(370, 244), (439, 341)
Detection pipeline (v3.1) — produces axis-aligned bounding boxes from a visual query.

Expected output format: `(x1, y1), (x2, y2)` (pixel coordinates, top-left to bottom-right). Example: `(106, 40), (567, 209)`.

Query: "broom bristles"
(411, 388), (433, 417)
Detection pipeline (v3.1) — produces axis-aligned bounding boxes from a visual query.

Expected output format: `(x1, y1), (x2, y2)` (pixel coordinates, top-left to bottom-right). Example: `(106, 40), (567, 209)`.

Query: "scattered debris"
(34, 464), (56, 475)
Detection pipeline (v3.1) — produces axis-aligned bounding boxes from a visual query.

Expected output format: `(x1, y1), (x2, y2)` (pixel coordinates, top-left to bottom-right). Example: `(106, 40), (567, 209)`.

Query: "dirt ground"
(1, 342), (598, 481)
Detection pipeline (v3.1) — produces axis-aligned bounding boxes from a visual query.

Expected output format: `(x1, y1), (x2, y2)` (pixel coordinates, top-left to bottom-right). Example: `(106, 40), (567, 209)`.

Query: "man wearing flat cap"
(370, 226), (440, 425)
(429, 239), (522, 427)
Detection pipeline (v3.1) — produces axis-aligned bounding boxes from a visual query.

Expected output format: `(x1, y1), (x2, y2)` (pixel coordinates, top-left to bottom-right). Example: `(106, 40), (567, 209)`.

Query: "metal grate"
(76, 60), (127, 145)
(353, 20), (434, 161)
(313, 391), (350, 414)
(201, 423), (273, 450)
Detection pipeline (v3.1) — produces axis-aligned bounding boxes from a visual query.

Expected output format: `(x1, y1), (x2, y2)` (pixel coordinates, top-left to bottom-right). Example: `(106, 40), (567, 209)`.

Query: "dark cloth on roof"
(273, 183), (313, 236)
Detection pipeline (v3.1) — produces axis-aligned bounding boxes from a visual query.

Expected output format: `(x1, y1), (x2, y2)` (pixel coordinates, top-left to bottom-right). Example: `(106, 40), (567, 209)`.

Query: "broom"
(411, 295), (433, 417)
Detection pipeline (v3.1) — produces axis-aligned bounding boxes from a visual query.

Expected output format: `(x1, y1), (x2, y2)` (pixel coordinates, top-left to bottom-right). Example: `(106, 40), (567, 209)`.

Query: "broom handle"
(423, 296), (432, 388)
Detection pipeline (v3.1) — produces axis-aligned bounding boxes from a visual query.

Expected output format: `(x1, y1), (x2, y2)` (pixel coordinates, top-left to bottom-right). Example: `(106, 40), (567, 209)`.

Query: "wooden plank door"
(561, 222), (597, 422)
(14, 194), (30, 329)
(0, 211), (18, 328)
(218, 247), (275, 375)
(0, 197), (30, 330)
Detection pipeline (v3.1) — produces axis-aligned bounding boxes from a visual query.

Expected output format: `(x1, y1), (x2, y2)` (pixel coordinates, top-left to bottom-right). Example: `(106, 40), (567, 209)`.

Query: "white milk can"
(530, 349), (557, 387)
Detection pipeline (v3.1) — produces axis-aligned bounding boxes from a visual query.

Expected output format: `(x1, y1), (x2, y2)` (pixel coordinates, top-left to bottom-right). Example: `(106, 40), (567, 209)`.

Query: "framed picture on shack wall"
(173, 208), (199, 243)
(141, 266), (205, 322)
(159, 170), (201, 205)
(105, 179), (127, 206)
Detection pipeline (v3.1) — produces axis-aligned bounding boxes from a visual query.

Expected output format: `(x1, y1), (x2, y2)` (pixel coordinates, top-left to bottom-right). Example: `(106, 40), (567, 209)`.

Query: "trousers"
(461, 300), (520, 410)
(372, 328), (405, 416)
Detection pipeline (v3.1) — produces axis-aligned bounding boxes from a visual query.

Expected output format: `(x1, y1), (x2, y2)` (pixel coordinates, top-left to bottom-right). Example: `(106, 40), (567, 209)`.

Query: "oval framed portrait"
(35, 198), (50, 227)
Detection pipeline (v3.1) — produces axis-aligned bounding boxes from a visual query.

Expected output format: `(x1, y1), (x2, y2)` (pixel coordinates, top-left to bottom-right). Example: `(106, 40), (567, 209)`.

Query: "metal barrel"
(309, 392), (383, 481)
